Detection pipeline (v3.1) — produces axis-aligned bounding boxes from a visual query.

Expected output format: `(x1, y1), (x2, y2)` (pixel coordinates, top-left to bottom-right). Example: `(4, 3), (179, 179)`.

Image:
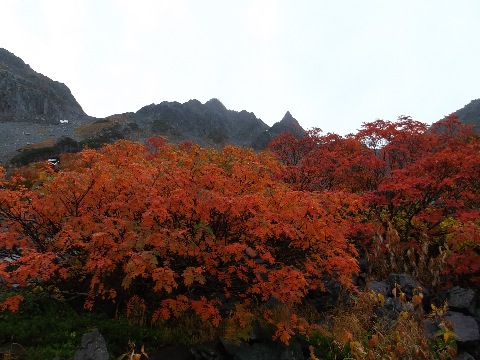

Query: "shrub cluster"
(1, 114), (479, 358)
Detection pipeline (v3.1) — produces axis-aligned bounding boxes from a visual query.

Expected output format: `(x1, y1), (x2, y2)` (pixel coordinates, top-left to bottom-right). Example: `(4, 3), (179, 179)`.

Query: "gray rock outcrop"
(448, 286), (476, 316)
(73, 329), (109, 360)
(444, 311), (480, 343)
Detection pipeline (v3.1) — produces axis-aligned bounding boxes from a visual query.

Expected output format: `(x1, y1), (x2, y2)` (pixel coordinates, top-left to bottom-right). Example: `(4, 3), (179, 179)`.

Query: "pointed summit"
(205, 98), (227, 112)
(251, 111), (306, 150)
(0, 48), (86, 124)
(270, 111), (304, 138)
(278, 111), (298, 125)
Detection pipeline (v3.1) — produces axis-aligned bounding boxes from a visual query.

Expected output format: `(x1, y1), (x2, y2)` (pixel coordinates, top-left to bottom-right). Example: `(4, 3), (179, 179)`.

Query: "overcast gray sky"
(2, 0), (479, 135)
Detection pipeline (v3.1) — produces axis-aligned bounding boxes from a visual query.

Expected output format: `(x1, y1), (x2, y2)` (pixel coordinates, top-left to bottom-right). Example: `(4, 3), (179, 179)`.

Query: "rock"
(149, 345), (194, 360)
(424, 318), (440, 339)
(190, 341), (228, 360)
(220, 340), (242, 358)
(366, 280), (390, 296)
(225, 340), (304, 360)
(448, 286), (476, 315)
(444, 311), (480, 343)
(73, 329), (109, 360)
(232, 343), (278, 360)
(389, 273), (423, 300)
(456, 352), (476, 360)
(278, 339), (304, 360)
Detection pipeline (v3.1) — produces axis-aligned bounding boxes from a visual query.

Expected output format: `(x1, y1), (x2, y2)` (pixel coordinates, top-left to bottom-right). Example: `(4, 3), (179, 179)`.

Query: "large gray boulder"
(389, 273), (424, 300)
(224, 340), (304, 360)
(448, 286), (476, 315)
(366, 280), (390, 297)
(73, 329), (109, 360)
(444, 311), (480, 343)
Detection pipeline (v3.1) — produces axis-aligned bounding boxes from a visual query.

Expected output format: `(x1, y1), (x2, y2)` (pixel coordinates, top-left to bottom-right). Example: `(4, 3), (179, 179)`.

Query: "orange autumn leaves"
(2, 114), (479, 344)
(269, 115), (480, 286)
(0, 138), (359, 343)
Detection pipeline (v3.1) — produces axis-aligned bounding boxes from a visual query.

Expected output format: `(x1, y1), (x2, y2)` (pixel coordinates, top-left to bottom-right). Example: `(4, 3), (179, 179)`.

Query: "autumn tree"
(0, 138), (359, 343)
(269, 116), (480, 287)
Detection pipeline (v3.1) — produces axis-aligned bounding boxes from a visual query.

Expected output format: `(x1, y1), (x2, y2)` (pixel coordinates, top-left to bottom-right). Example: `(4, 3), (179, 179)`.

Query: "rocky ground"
(0, 120), (86, 167)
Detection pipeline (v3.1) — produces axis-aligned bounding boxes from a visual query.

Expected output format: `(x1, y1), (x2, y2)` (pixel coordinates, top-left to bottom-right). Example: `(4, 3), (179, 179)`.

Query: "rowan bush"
(269, 115), (480, 288)
(0, 138), (359, 344)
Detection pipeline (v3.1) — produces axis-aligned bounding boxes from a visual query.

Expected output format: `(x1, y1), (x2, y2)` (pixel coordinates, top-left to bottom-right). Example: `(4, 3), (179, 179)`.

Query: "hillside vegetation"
(0, 115), (479, 359)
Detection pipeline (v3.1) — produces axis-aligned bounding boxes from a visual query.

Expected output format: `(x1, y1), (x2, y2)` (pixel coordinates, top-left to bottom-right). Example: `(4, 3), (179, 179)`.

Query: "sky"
(2, 0), (480, 135)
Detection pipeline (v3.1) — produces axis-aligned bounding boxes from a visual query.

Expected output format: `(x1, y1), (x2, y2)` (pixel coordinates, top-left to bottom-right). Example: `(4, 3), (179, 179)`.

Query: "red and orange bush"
(270, 115), (480, 287)
(0, 138), (359, 343)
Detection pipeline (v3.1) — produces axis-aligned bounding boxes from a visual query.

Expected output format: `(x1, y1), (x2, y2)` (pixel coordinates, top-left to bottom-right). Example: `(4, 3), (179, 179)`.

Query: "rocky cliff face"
(0, 48), (86, 124)
(122, 98), (304, 149)
(0, 48), (306, 166)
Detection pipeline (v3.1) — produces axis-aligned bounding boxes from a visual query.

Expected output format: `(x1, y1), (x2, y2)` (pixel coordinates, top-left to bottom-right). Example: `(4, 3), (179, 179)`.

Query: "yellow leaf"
(377, 293), (385, 307)
(399, 311), (409, 320)
(141, 345), (149, 358)
(443, 332), (450, 342)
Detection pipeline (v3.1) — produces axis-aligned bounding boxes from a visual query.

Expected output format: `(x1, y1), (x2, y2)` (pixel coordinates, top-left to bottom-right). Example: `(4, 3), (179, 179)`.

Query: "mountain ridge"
(453, 98), (480, 132)
(1, 48), (479, 167)
(0, 48), (87, 124)
(0, 49), (305, 165)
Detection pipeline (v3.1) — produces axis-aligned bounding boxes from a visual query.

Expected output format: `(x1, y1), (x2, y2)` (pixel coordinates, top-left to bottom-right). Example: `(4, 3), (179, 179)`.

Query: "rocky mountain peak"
(0, 48), (309, 165)
(279, 111), (298, 125)
(205, 98), (227, 112)
(453, 98), (480, 132)
(250, 111), (305, 150)
(270, 111), (304, 138)
(0, 48), (86, 124)
(0, 48), (30, 74)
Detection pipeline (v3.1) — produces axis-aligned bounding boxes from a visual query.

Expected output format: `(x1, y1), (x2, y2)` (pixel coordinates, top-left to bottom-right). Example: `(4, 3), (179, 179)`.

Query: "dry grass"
(328, 290), (456, 360)
(367, 224), (449, 289)
(74, 119), (115, 139)
(17, 139), (56, 151)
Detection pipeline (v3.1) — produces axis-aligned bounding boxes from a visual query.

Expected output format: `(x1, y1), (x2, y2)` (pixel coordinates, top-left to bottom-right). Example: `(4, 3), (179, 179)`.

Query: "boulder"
(456, 352), (476, 360)
(232, 343), (277, 360)
(149, 345), (194, 360)
(73, 329), (109, 360)
(389, 273), (424, 300)
(444, 311), (480, 343)
(190, 341), (228, 360)
(448, 286), (476, 315)
(223, 339), (304, 360)
(366, 280), (390, 297)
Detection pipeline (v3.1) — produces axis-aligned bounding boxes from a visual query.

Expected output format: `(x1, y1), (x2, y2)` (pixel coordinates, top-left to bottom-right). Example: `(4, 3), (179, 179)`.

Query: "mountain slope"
(0, 49), (306, 166)
(251, 111), (305, 150)
(131, 98), (272, 148)
(0, 48), (86, 124)
(453, 98), (480, 132)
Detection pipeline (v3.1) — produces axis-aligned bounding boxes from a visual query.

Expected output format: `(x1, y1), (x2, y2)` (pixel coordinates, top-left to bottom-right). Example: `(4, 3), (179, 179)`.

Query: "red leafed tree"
(269, 116), (480, 287)
(0, 138), (359, 343)
(269, 129), (383, 193)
